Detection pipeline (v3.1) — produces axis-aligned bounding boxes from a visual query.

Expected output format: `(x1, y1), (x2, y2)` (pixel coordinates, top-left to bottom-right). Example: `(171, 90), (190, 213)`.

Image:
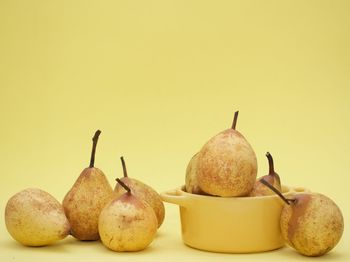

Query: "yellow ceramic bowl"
(161, 185), (307, 253)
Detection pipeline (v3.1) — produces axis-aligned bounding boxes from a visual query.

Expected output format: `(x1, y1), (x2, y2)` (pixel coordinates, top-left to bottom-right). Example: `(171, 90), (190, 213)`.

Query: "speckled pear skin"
(99, 192), (158, 252)
(63, 167), (113, 240)
(114, 177), (165, 228)
(280, 193), (344, 256)
(185, 153), (206, 194)
(5, 188), (70, 246)
(197, 128), (257, 197)
(249, 175), (281, 197)
(249, 152), (281, 197)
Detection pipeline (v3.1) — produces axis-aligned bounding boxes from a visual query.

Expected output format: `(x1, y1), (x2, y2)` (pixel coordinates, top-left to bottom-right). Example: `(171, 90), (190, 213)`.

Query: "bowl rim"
(176, 184), (307, 200)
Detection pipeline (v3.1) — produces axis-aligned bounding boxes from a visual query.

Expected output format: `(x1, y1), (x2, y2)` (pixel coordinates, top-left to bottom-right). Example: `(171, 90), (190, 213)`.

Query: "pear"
(113, 157), (165, 228)
(5, 188), (70, 246)
(185, 153), (200, 194)
(197, 111), (257, 197)
(63, 130), (113, 240)
(261, 179), (344, 257)
(185, 153), (208, 194)
(99, 178), (158, 252)
(249, 152), (281, 196)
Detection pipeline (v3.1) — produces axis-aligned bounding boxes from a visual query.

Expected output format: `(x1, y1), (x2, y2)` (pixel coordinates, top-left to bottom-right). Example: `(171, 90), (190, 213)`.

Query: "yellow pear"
(5, 188), (70, 246)
(261, 179), (344, 257)
(114, 157), (165, 228)
(197, 111), (257, 196)
(185, 153), (200, 193)
(185, 153), (207, 194)
(280, 193), (344, 256)
(63, 130), (113, 240)
(99, 179), (158, 252)
(249, 152), (281, 196)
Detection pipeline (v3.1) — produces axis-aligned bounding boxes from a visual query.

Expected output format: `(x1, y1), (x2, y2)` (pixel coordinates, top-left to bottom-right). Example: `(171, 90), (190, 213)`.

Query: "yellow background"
(1, 0), (349, 261)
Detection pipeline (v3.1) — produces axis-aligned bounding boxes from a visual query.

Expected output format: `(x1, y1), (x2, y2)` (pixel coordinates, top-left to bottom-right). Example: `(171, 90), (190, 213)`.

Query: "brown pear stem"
(266, 152), (275, 175)
(116, 178), (131, 193)
(89, 130), (101, 168)
(260, 178), (294, 205)
(120, 156), (128, 177)
(231, 111), (239, 130)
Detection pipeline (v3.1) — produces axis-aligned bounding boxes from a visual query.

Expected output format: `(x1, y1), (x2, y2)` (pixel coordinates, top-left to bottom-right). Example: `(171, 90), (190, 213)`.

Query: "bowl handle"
(160, 189), (191, 207)
(290, 186), (310, 193)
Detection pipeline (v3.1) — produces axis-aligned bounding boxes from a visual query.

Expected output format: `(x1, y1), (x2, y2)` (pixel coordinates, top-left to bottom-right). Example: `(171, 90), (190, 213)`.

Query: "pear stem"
(116, 178), (131, 193)
(89, 130), (101, 168)
(231, 111), (239, 130)
(120, 156), (128, 177)
(266, 152), (275, 175)
(260, 178), (294, 205)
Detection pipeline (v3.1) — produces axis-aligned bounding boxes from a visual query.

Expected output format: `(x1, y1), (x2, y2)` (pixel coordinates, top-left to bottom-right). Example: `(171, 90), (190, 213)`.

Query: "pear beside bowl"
(161, 185), (308, 253)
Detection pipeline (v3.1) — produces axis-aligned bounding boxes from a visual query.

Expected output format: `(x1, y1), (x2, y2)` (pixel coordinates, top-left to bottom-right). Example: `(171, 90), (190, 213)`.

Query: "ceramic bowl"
(161, 185), (307, 253)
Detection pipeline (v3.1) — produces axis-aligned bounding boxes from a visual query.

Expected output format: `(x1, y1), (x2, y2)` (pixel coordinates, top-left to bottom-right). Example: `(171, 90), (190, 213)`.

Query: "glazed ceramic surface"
(161, 185), (307, 253)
